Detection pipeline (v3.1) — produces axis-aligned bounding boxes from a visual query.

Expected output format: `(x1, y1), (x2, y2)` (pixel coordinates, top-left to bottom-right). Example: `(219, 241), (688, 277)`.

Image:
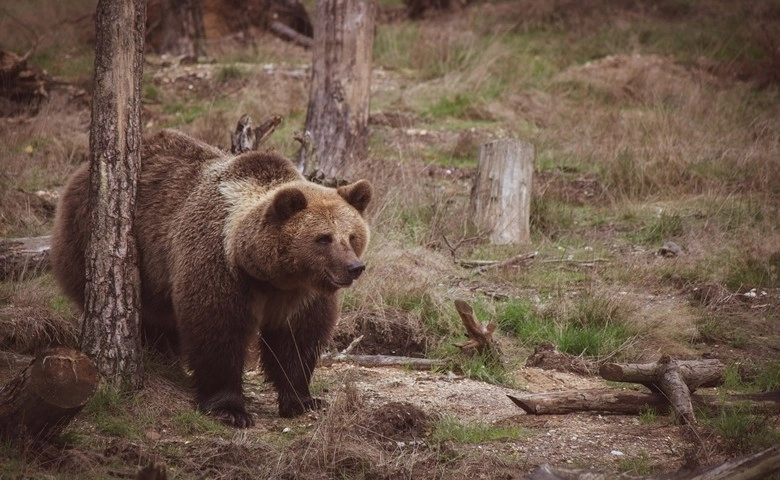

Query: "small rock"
(659, 241), (683, 257)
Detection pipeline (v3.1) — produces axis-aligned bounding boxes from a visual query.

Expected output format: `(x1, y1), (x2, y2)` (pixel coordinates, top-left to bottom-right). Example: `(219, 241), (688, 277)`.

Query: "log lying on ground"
(507, 388), (780, 416)
(0, 347), (99, 441)
(525, 443), (780, 480)
(320, 354), (445, 370)
(599, 355), (725, 425)
(0, 236), (51, 281)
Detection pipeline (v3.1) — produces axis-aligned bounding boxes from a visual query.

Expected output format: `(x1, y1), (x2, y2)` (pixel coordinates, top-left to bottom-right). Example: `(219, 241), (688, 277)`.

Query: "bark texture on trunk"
(469, 139), (534, 245)
(299, 0), (376, 179)
(83, 0), (146, 391)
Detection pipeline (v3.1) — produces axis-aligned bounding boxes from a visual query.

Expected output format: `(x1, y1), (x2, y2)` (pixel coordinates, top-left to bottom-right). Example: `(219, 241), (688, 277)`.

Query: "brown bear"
(50, 130), (372, 427)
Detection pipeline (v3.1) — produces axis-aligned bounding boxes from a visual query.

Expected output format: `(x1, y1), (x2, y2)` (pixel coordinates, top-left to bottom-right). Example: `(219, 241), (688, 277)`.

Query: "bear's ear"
(267, 187), (307, 222)
(337, 179), (372, 215)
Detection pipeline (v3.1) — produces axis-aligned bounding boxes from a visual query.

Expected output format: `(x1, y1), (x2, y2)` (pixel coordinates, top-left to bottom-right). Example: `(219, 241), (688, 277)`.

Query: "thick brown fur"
(50, 130), (372, 427)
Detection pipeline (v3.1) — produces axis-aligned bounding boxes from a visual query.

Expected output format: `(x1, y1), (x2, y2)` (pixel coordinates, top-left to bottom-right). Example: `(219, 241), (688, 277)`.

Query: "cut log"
(0, 235), (51, 281)
(0, 347), (99, 441)
(453, 299), (500, 357)
(469, 139), (534, 245)
(507, 389), (780, 416)
(599, 355), (725, 425)
(599, 358), (725, 390)
(508, 388), (671, 415)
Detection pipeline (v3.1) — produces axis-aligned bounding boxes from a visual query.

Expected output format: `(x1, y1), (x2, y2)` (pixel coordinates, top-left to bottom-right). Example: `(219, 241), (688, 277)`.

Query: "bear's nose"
(347, 260), (365, 280)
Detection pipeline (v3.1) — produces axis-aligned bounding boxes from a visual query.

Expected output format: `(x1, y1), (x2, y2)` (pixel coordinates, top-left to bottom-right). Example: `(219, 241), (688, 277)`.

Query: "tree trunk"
(469, 139), (534, 245)
(158, 0), (206, 58)
(83, 0), (146, 392)
(298, 0), (376, 179)
(0, 347), (99, 441)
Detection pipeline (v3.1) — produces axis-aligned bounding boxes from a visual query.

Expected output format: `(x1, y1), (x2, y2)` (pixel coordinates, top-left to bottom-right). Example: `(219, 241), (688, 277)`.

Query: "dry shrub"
(0, 278), (79, 354)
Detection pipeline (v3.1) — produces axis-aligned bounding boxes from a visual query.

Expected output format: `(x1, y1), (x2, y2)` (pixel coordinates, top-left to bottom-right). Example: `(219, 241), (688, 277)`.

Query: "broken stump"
(0, 347), (99, 441)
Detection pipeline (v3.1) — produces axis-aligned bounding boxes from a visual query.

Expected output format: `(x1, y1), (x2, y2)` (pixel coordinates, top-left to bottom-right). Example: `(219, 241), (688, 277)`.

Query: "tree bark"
(599, 358), (725, 390)
(298, 0), (376, 179)
(83, 0), (146, 392)
(0, 347), (99, 441)
(599, 356), (725, 425)
(469, 139), (534, 245)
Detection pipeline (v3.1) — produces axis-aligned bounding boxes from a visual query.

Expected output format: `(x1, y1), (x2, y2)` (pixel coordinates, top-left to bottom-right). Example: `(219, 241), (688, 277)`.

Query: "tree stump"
(0, 347), (99, 441)
(469, 139), (534, 245)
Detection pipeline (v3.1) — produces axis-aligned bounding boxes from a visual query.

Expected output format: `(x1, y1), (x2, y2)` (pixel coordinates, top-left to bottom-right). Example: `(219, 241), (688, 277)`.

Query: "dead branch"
(269, 21), (313, 49)
(230, 114), (283, 154)
(465, 251), (537, 274)
(453, 299), (500, 357)
(320, 354), (444, 370)
(508, 389), (780, 416)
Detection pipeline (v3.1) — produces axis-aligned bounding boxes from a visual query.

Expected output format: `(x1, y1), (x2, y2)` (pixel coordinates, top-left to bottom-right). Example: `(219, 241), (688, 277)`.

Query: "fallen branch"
(320, 354), (444, 370)
(462, 251), (537, 274)
(507, 389), (780, 416)
(599, 355), (725, 425)
(269, 21), (313, 49)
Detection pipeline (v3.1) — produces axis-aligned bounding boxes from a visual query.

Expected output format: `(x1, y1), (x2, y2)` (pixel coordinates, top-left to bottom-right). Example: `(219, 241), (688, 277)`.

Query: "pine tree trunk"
(82, 0), (146, 392)
(299, 0), (376, 179)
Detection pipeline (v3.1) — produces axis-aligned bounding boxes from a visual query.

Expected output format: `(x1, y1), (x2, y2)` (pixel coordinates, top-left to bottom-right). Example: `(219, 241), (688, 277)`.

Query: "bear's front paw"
(198, 392), (255, 428)
(279, 396), (327, 418)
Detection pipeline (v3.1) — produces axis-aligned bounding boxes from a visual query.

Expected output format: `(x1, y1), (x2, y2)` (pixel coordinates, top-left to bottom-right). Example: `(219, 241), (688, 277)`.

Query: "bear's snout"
(347, 260), (366, 280)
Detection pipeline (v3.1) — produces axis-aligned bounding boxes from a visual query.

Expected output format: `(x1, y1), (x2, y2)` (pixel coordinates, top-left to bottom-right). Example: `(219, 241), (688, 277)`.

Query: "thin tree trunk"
(82, 0), (146, 392)
(299, 0), (376, 179)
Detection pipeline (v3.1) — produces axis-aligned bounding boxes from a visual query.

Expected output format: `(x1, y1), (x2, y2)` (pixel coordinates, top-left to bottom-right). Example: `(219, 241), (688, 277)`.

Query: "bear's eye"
(316, 234), (333, 245)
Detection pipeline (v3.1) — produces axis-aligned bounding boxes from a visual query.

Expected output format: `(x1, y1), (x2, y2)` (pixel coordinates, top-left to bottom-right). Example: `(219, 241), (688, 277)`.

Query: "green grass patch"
(216, 64), (246, 83)
(627, 211), (684, 245)
(724, 253), (780, 290)
(617, 451), (657, 476)
(431, 415), (526, 444)
(701, 405), (780, 454)
(84, 386), (142, 439)
(172, 410), (227, 436)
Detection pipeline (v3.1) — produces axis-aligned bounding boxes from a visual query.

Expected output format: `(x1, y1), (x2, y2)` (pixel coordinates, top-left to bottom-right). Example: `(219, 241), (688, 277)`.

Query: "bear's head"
(232, 179), (373, 293)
